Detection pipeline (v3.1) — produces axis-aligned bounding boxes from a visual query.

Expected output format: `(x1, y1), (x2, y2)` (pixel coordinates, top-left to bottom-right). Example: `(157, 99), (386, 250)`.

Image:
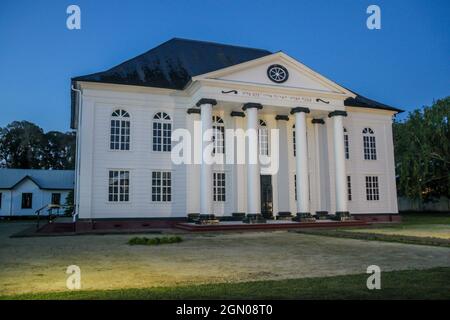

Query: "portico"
(193, 94), (350, 223)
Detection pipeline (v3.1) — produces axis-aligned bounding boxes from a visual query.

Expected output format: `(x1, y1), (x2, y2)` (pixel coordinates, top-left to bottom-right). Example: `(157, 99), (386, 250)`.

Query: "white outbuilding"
(0, 169), (74, 216)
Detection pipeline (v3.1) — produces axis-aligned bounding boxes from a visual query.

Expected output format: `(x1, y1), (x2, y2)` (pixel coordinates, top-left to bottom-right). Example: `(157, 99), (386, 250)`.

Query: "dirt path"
(1, 222), (450, 295)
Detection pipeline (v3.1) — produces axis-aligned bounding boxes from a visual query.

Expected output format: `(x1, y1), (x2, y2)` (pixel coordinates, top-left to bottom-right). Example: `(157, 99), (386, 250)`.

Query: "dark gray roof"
(71, 38), (402, 128)
(73, 38), (272, 89)
(0, 169), (74, 190)
(344, 94), (403, 113)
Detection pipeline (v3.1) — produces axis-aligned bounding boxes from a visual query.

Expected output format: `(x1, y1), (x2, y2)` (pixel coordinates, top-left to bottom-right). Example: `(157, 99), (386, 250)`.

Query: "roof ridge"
(170, 37), (273, 53)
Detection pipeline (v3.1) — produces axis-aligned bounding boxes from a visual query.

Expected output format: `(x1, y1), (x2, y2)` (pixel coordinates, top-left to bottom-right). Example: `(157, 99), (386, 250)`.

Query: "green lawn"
(2, 267), (449, 300)
(394, 213), (450, 225)
(297, 213), (450, 247)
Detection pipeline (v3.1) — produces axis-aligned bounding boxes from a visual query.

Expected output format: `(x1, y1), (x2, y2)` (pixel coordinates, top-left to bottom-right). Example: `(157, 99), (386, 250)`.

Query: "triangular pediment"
(193, 52), (352, 96)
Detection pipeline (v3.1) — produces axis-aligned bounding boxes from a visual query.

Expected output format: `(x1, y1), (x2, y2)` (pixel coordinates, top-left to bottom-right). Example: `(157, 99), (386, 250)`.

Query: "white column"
(312, 119), (325, 214)
(275, 116), (290, 215)
(291, 107), (310, 215)
(330, 111), (348, 214)
(186, 108), (201, 214)
(231, 112), (246, 214)
(197, 98), (217, 217)
(243, 103), (262, 216)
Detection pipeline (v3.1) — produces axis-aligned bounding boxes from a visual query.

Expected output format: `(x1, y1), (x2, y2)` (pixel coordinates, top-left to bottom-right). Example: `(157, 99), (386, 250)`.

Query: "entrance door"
(260, 175), (273, 218)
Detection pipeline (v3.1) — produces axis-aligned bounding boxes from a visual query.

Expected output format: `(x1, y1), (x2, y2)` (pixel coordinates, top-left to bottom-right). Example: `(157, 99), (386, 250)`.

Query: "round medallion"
(267, 64), (289, 83)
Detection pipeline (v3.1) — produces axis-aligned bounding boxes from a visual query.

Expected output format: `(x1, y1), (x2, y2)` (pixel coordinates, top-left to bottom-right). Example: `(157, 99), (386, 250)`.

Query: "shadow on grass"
(293, 228), (450, 247)
(1, 267), (449, 300)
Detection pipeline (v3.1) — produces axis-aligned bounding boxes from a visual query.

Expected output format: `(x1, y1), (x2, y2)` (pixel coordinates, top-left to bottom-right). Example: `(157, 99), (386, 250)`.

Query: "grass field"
(2, 267), (449, 300)
(298, 213), (450, 247)
(1, 213), (449, 299)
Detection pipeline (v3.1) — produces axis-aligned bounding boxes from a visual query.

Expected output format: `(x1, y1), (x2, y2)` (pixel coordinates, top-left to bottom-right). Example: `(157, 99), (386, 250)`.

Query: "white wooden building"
(71, 38), (401, 222)
(0, 169), (74, 216)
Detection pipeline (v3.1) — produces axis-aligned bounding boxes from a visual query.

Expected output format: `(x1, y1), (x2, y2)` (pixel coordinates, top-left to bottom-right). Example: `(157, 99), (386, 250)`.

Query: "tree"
(0, 121), (45, 168)
(0, 121), (75, 170)
(41, 131), (76, 169)
(394, 97), (450, 200)
(64, 190), (74, 215)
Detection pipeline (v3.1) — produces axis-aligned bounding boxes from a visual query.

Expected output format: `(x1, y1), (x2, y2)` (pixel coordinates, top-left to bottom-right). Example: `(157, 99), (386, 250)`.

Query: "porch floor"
(175, 219), (369, 232)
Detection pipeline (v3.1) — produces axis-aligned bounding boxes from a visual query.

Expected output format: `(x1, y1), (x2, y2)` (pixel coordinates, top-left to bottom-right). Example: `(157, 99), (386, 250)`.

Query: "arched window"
(362, 127), (376, 160)
(344, 127), (349, 159)
(259, 120), (269, 156)
(212, 116), (225, 154)
(110, 109), (130, 150)
(152, 112), (172, 152)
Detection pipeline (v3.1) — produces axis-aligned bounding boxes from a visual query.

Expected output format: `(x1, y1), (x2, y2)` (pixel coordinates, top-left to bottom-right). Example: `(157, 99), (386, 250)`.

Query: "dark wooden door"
(260, 175), (273, 218)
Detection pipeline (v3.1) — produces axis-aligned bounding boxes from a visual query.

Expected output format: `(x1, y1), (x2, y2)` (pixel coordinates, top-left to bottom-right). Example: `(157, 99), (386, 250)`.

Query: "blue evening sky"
(0, 0), (448, 132)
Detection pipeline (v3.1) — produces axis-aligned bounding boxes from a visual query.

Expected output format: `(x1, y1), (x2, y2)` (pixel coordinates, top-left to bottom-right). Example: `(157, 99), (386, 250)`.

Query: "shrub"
(128, 236), (182, 246)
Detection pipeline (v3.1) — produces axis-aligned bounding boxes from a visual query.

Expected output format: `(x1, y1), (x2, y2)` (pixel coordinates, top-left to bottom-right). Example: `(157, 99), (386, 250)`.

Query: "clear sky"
(0, 0), (448, 132)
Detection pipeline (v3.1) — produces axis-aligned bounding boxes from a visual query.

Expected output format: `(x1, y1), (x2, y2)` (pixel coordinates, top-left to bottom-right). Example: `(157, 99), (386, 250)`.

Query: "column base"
(196, 214), (220, 225)
(335, 211), (352, 221)
(231, 212), (246, 221)
(276, 212), (293, 221)
(292, 212), (316, 222)
(243, 214), (266, 224)
(315, 211), (329, 220)
(187, 213), (200, 222)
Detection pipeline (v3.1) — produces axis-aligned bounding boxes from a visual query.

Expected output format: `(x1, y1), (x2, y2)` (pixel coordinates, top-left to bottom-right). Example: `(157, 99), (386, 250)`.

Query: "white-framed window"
(363, 127), (377, 160)
(259, 120), (269, 156)
(152, 171), (171, 202)
(344, 127), (350, 159)
(213, 172), (226, 202)
(110, 109), (130, 150)
(108, 170), (129, 202)
(152, 112), (172, 152)
(365, 176), (380, 201)
(212, 116), (225, 154)
(21, 193), (33, 208)
(347, 176), (352, 201)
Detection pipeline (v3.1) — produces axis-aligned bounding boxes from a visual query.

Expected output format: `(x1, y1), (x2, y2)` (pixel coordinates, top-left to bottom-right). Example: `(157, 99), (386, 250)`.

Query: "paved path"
(1, 222), (450, 295)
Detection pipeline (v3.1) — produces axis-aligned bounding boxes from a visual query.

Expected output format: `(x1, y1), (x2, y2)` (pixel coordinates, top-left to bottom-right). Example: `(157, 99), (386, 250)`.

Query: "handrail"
(36, 204), (74, 231)
(35, 205), (49, 230)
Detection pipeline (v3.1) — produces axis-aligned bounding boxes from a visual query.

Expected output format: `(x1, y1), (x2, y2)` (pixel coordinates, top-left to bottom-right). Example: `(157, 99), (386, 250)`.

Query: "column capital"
(328, 110), (347, 118)
(275, 115), (289, 121)
(242, 102), (263, 111)
(230, 111), (245, 117)
(290, 107), (310, 114)
(311, 118), (325, 124)
(196, 98), (217, 107)
(187, 108), (200, 115)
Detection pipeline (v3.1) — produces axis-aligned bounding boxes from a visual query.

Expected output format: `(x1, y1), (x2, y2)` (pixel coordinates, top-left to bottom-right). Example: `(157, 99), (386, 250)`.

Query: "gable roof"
(0, 169), (75, 190)
(73, 38), (272, 90)
(71, 38), (402, 128)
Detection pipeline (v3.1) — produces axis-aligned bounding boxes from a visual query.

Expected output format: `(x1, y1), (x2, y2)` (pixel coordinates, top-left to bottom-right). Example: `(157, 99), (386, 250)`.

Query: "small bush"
(128, 236), (182, 246)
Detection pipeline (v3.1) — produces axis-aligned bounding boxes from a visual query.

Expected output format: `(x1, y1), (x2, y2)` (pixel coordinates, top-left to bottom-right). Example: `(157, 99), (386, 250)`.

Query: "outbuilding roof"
(0, 169), (75, 190)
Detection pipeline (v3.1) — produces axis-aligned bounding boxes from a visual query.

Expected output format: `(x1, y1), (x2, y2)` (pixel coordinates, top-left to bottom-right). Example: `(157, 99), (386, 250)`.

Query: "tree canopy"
(394, 97), (450, 200)
(0, 121), (75, 170)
